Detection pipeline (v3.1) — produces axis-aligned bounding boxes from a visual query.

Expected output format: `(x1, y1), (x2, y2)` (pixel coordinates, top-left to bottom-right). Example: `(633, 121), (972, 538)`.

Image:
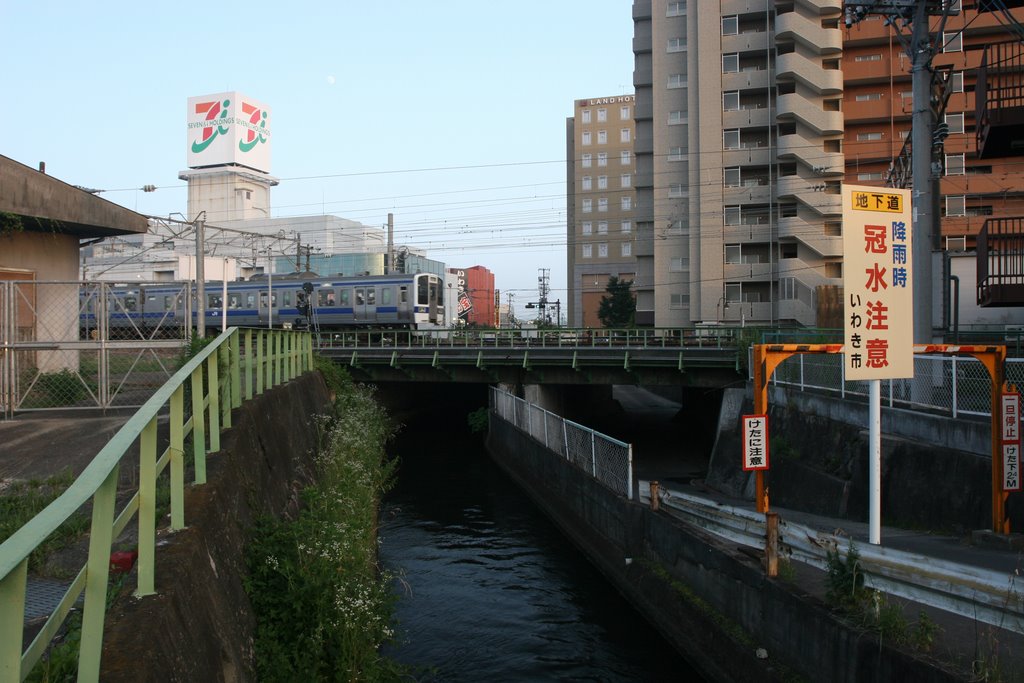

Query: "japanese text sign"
(1002, 392), (1021, 491)
(742, 415), (769, 471)
(842, 185), (914, 380)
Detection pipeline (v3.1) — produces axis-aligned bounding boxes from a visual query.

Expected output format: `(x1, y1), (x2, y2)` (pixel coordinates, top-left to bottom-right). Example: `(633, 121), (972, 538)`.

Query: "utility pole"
(847, 0), (956, 343)
(195, 211), (207, 338)
(386, 213), (394, 275)
(538, 268), (550, 325)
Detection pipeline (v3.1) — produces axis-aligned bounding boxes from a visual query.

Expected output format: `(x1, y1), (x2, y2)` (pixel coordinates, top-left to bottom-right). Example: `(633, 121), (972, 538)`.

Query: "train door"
(354, 286), (376, 323)
(258, 287), (277, 327)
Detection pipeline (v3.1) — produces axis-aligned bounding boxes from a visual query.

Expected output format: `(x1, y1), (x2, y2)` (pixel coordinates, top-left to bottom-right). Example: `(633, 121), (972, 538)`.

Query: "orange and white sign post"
(843, 185), (914, 545)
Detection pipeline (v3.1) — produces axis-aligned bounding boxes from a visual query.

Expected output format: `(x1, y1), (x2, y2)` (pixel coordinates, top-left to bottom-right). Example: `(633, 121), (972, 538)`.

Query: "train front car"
(412, 273), (444, 330)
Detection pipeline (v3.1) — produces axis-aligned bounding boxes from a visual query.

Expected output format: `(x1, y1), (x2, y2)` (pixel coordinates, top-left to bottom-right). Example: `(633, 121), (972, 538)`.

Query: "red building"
(450, 265), (496, 327)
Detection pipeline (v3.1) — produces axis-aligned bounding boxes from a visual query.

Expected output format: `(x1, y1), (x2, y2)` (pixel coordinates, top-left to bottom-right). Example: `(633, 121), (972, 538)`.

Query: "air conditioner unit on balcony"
(945, 236), (967, 252)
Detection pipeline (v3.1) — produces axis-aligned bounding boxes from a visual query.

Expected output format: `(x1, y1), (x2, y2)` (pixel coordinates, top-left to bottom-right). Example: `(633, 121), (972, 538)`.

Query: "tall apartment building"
(632, 0), (845, 328)
(566, 95), (638, 328)
(842, 6), (1024, 251)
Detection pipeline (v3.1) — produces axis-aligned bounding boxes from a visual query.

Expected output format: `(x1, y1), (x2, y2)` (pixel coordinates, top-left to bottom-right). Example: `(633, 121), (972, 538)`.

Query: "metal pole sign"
(1001, 391), (1021, 492)
(843, 184), (913, 546)
(742, 415), (769, 471)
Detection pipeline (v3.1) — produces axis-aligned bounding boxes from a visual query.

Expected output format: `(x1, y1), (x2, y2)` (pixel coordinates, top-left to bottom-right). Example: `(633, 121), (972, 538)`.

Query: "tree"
(597, 276), (635, 328)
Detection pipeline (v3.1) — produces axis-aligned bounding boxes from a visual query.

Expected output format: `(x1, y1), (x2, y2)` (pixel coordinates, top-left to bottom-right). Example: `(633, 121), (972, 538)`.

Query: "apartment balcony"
(775, 10), (841, 54)
(976, 41), (1024, 159)
(775, 52), (843, 94)
(842, 56), (899, 85)
(777, 94), (843, 135)
(633, 32), (652, 54)
(725, 261), (772, 281)
(723, 107), (771, 129)
(724, 223), (772, 243)
(722, 69), (771, 92)
(777, 216), (843, 257)
(977, 216), (1024, 307)
(723, 182), (773, 205)
(632, 0), (652, 20)
(722, 146), (773, 168)
(722, 31), (770, 55)
(776, 135), (844, 173)
(633, 66), (653, 88)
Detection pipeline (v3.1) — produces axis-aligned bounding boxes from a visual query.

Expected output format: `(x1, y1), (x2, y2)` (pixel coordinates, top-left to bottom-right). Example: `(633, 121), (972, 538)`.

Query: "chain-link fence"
(490, 386), (634, 499)
(756, 349), (1024, 418)
(1, 281), (189, 416)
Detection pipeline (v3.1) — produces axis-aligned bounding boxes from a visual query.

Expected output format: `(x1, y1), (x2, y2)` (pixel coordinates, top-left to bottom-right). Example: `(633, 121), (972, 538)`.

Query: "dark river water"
(379, 428), (702, 682)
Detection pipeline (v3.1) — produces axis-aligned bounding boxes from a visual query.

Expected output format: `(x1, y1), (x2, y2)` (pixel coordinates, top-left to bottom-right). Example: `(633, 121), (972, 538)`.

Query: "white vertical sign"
(742, 415), (769, 471)
(1002, 392), (1021, 491)
(842, 186), (914, 380)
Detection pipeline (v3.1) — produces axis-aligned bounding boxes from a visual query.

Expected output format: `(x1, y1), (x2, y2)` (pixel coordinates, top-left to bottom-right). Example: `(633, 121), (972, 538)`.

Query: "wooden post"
(649, 480), (660, 511)
(765, 512), (779, 577)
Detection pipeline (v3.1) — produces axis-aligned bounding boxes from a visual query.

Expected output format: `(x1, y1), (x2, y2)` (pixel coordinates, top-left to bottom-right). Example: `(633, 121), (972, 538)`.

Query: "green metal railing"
(0, 327), (313, 682)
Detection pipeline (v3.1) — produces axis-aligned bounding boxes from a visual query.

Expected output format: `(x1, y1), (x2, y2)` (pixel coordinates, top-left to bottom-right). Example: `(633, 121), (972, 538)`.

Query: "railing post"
(231, 329), (242, 409)
(244, 329), (253, 400)
(627, 444), (634, 501)
(191, 364), (207, 486)
(563, 418), (569, 460)
(169, 384), (185, 532)
(207, 354), (220, 453)
(136, 415), (158, 597)
(256, 330), (265, 395)
(0, 558), (28, 682)
(591, 430), (597, 477)
(77, 465), (119, 683)
(799, 354), (805, 391)
(952, 355), (959, 418)
(220, 343), (231, 430)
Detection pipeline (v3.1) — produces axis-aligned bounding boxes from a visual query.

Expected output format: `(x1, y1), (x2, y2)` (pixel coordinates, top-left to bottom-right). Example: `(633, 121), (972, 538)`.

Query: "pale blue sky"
(1, 1), (634, 313)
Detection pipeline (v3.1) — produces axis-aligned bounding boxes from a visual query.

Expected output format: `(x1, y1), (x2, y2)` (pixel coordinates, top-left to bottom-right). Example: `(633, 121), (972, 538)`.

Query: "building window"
(621, 220), (632, 233)
(621, 174), (632, 188)
(582, 244), (593, 259)
(724, 206), (741, 225)
(582, 131), (591, 146)
(856, 132), (883, 141)
(597, 130), (607, 144)
(668, 111), (685, 125)
(669, 183), (684, 198)
(854, 54), (882, 62)
(582, 176), (592, 190)
(597, 108), (607, 122)
(723, 91), (740, 111)
(668, 37), (686, 52)
(951, 71), (964, 93)
(620, 150), (631, 165)
(620, 105), (630, 120)
(598, 198), (608, 212)
(581, 153), (592, 168)
(946, 195), (966, 217)
(670, 257), (688, 271)
(621, 242), (632, 257)
(723, 129), (740, 149)
(598, 221), (608, 234)
(945, 153), (965, 175)
(582, 199), (592, 213)
(722, 53), (739, 74)
(943, 31), (962, 53)
(582, 221), (592, 235)
(667, 1), (685, 17)
(598, 243), (608, 258)
(857, 172), (883, 181)
(669, 73), (687, 88)
(597, 175), (608, 189)
(722, 15), (738, 35)
(620, 128), (631, 142)
(855, 93), (882, 101)
(621, 197), (632, 211)
(669, 147), (684, 161)
(598, 152), (608, 166)
(724, 167), (741, 187)
(670, 293), (689, 309)
(946, 112), (965, 134)
(725, 244), (741, 264)
(581, 110), (591, 124)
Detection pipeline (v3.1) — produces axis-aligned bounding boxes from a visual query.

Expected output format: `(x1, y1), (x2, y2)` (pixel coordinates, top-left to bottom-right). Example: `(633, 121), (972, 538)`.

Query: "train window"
(381, 287), (393, 305)
(228, 294), (241, 309)
(124, 296), (137, 312)
(355, 288), (365, 305)
(208, 294), (222, 308)
(246, 293), (256, 308)
(339, 289), (350, 306)
(399, 286), (408, 304)
(367, 288), (376, 305)
(418, 278), (428, 305)
(260, 292), (268, 309)
(163, 296), (174, 311)
(318, 288), (336, 307)
(429, 280), (438, 304)
(283, 291), (293, 307)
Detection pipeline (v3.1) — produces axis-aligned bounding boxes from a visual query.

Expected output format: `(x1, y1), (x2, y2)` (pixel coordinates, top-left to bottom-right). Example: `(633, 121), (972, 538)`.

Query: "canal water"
(379, 426), (702, 681)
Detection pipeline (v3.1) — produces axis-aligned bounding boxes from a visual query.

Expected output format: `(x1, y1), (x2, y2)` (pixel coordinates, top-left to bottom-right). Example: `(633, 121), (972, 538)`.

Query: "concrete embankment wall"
(708, 386), (1022, 531)
(100, 372), (333, 682)
(486, 416), (964, 683)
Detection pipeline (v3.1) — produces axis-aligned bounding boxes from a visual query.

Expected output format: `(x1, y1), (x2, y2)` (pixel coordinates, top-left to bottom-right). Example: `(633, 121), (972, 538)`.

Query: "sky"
(1, 1), (635, 318)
